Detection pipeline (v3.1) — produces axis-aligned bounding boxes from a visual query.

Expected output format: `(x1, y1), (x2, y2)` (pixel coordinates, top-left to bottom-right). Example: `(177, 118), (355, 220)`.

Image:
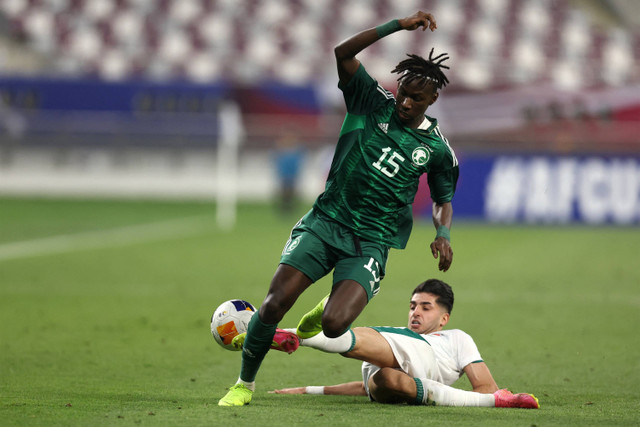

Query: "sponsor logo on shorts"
(282, 236), (301, 255)
(364, 258), (381, 296)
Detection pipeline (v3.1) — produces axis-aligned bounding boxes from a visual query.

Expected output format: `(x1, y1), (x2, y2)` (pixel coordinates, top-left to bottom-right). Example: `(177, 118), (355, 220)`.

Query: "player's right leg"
(219, 209), (337, 406)
(321, 280), (369, 337)
(219, 264), (312, 407)
(341, 327), (399, 367)
(218, 384), (253, 407)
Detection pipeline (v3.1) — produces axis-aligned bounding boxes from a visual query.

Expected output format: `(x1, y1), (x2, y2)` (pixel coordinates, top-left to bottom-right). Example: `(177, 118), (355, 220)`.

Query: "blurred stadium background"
(0, 0), (639, 225)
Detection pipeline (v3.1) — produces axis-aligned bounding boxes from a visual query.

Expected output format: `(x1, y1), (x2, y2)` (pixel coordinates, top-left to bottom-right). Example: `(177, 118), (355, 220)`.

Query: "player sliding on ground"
(218, 10), (460, 407)
(236, 279), (539, 409)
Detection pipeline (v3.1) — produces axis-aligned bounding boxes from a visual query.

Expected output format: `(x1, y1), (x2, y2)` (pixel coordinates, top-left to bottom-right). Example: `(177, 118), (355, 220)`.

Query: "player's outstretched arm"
(335, 11), (437, 85)
(430, 202), (453, 271)
(270, 381), (367, 396)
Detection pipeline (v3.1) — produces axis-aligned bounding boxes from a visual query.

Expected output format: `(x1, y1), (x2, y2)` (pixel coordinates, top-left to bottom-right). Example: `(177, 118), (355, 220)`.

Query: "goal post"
(216, 101), (244, 230)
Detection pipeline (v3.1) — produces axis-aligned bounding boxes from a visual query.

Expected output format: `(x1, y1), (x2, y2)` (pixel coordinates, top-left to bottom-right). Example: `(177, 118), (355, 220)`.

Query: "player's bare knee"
(321, 315), (350, 338)
(260, 294), (290, 324)
(373, 368), (403, 392)
(370, 369), (405, 404)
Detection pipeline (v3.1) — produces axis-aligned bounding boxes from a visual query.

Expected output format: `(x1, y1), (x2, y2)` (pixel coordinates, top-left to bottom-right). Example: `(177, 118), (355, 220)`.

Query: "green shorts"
(280, 209), (389, 301)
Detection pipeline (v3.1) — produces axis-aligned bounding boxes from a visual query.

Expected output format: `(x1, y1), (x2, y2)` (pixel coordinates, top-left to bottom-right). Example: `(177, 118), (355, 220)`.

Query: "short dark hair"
(392, 49), (450, 91)
(412, 279), (454, 314)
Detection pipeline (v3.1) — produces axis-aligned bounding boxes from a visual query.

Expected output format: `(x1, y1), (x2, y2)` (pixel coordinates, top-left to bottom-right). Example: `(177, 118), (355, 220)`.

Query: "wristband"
(375, 19), (401, 38)
(306, 386), (325, 395)
(435, 225), (450, 242)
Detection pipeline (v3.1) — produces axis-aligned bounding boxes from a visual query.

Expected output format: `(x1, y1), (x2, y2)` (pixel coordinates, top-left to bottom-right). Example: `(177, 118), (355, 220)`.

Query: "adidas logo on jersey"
(378, 123), (389, 134)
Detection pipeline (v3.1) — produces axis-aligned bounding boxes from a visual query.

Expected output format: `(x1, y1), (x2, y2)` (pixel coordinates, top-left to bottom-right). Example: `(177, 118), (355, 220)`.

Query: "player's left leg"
(414, 382), (539, 408)
(413, 377), (495, 407)
(370, 368), (496, 407)
(368, 367), (420, 404)
(322, 241), (388, 338)
(413, 379), (539, 408)
(493, 389), (540, 409)
(321, 280), (368, 337)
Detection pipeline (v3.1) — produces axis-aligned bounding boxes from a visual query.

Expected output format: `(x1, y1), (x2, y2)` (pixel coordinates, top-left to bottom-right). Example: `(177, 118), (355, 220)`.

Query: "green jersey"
(313, 65), (459, 249)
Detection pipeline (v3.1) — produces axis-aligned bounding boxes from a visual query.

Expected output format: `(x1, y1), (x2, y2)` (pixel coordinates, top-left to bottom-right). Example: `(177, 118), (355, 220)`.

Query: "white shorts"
(361, 327), (440, 397)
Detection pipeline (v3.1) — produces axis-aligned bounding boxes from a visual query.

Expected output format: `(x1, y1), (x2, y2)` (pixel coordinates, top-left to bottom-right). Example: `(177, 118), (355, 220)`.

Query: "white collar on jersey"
(417, 116), (432, 130)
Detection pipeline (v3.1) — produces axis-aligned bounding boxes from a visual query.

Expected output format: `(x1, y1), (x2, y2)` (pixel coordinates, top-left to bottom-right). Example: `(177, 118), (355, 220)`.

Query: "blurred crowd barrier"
(413, 155), (640, 225)
(0, 76), (638, 150)
(0, 75), (637, 225)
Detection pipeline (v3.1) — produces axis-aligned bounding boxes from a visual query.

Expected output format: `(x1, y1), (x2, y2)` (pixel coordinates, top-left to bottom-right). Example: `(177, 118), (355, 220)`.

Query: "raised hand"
(399, 11), (437, 32)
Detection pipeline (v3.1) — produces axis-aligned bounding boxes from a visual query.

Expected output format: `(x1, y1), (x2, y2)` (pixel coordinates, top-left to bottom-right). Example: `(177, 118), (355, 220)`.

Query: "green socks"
(239, 313), (277, 382)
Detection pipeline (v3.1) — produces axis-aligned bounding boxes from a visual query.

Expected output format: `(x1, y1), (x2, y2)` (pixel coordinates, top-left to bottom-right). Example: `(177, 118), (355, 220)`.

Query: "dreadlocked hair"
(392, 48), (450, 91)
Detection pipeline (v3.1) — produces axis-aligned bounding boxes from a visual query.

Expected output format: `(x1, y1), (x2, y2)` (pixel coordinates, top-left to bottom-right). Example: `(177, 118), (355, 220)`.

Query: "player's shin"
(414, 378), (495, 407)
(299, 330), (355, 353)
(239, 313), (277, 383)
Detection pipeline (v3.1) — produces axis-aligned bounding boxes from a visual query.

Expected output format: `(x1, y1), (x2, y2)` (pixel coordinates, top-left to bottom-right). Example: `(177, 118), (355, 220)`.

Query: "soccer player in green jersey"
(219, 11), (459, 406)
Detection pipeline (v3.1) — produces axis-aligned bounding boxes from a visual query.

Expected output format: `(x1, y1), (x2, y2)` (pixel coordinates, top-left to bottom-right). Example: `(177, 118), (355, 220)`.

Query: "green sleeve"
(428, 166), (459, 204)
(338, 64), (394, 115)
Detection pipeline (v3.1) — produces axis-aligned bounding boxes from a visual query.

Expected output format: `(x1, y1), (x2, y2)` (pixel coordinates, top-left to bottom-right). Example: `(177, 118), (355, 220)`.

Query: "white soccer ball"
(210, 299), (256, 351)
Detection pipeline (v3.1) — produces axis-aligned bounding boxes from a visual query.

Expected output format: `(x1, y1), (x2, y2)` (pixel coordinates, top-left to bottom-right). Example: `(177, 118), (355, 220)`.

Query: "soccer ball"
(210, 299), (256, 351)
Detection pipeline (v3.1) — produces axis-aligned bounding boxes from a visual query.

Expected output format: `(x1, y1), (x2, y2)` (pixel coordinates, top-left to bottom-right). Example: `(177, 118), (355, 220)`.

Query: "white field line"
(0, 215), (213, 262)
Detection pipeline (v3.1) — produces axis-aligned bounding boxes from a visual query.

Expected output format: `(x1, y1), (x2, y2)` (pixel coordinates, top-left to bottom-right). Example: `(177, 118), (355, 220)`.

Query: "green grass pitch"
(0, 197), (638, 426)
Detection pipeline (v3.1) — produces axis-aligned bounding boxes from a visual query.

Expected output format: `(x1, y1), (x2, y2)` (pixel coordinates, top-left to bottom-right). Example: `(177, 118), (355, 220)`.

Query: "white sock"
(299, 330), (355, 353)
(415, 378), (495, 407)
(236, 378), (255, 392)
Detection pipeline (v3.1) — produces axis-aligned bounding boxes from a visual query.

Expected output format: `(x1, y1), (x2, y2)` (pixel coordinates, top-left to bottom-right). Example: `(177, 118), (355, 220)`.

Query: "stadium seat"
(22, 8), (56, 53)
(167, 0), (202, 26)
(602, 29), (634, 86)
(99, 48), (132, 81)
(83, 0), (116, 22)
(111, 9), (145, 45)
(156, 27), (192, 66)
(0, 0), (636, 90)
